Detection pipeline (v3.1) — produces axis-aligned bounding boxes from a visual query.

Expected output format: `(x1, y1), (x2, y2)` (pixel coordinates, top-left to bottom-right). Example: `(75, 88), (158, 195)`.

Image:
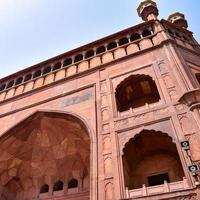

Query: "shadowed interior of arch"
(115, 74), (160, 112)
(0, 112), (90, 200)
(122, 130), (185, 190)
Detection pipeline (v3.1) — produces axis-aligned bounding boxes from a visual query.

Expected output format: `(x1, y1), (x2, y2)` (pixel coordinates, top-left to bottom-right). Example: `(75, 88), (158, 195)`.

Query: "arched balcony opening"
(33, 70), (41, 79)
(40, 184), (49, 194)
(115, 74), (160, 112)
(43, 66), (51, 75)
(15, 77), (23, 86)
(0, 112), (91, 200)
(53, 180), (64, 192)
(122, 130), (185, 190)
(0, 83), (6, 91)
(130, 33), (141, 41)
(85, 50), (95, 59)
(96, 46), (106, 54)
(6, 80), (14, 89)
(119, 37), (129, 46)
(52, 62), (61, 71)
(74, 54), (83, 63)
(24, 74), (32, 82)
(142, 29), (152, 37)
(68, 178), (78, 189)
(107, 41), (117, 50)
(63, 58), (72, 67)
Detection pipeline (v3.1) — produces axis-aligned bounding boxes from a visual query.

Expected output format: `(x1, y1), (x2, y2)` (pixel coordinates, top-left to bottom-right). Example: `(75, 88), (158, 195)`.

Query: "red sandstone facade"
(0, 1), (200, 199)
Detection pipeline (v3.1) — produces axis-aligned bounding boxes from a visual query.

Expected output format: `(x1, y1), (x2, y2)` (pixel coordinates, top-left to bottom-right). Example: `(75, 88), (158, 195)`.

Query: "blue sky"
(0, 0), (199, 78)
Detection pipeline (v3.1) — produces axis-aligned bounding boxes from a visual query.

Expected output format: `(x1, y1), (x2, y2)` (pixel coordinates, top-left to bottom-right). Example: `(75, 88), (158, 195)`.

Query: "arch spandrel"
(112, 68), (156, 91)
(0, 111), (94, 200)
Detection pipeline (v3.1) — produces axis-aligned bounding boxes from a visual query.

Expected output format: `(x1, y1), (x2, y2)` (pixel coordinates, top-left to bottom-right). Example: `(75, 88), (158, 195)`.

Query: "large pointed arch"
(0, 110), (96, 200)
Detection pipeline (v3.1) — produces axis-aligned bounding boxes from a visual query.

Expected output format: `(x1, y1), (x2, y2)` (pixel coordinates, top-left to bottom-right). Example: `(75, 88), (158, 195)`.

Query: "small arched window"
(52, 62), (61, 71)
(15, 77), (23, 85)
(7, 80), (14, 89)
(53, 180), (64, 191)
(107, 41), (117, 50)
(24, 74), (32, 82)
(119, 37), (129, 46)
(40, 184), (49, 193)
(96, 46), (106, 54)
(0, 84), (6, 91)
(33, 70), (41, 78)
(85, 50), (95, 58)
(68, 178), (78, 189)
(43, 66), (51, 75)
(115, 75), (160, 112)
(142, 29), (152, 37)
(63, 58), (72, 67)
(74, 54), (83, 63)
(130, 33), (141, 41)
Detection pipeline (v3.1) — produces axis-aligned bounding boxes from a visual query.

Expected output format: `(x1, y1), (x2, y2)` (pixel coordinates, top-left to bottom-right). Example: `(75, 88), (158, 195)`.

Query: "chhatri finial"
(168, 12), (188, 29)
(137, 0), (159, 21)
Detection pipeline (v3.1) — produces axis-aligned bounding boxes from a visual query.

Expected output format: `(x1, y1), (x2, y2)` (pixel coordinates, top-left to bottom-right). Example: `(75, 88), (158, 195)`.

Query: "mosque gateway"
(0, 0), (200, 199)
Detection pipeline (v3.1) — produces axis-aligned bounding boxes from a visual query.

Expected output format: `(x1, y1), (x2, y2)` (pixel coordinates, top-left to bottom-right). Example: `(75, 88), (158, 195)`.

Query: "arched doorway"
(0, 112), (90, 200)
(122, 130), (185, 189)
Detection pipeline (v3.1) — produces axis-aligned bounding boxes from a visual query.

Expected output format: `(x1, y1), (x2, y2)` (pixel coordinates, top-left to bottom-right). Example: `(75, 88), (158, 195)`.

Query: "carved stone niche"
(103, 136), (112, 154)
(156, 60), (168, 75)
(105, 182), (114, 200)
(178, 114), (197, 134)
(104, 157), (113, 177)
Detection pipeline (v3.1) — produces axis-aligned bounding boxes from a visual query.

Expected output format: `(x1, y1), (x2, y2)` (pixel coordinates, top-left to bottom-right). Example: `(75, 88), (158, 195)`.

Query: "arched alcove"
(74, 54), (83, 63)
(24, 74), (32, 82)
(115, 74), (160, 112)
(130, 33), (141, 41)
(7, 80), (14, 89)
(15, 77), (23, 86)
(119, 37), (129, 46)
(52, 62), (62, 71)
(0, 111), (91, 200)
(142, 29), (152, 37)
(85, 50), (95, 58)
(122, 130), (185, 190)
(96, 46), (106, 54)
(107, 41), (117, 50)
(43, 66), (52, 75)
(53, 180), (64, 191)
(40, 184), (49, 193)
(68, 178), (78, 189)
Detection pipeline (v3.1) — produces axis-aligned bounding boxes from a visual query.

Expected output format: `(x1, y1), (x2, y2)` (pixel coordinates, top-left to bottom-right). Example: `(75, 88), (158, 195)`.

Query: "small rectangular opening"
(148, 173), (170, 187)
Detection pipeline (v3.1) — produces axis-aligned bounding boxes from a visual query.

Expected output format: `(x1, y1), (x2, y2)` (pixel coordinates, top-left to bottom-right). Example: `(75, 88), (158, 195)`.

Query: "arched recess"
(0, 111), (94, 200)
(122, 130), (185, 190)
(195, 73), (200, 85)
(115, 74), (160, 112)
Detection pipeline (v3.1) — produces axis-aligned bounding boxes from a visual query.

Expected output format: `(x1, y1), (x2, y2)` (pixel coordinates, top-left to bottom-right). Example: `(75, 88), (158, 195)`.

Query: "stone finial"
(168, 12), (188, 29)
(137, 0), (159, 21)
